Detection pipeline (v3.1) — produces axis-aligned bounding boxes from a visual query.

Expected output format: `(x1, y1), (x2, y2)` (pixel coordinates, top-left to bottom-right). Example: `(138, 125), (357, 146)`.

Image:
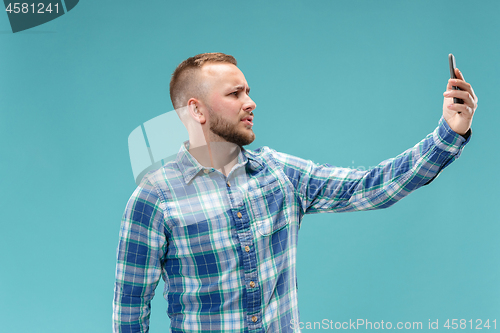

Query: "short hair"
(169, 53), (237, 110)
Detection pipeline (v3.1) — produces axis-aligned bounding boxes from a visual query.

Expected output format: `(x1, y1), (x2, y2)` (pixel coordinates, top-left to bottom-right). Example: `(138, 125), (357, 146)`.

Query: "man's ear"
(187, 98), (206, 124)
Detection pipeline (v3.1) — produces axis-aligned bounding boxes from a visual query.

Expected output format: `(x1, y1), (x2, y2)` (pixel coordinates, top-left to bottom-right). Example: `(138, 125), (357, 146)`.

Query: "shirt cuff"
(432, 116), (471, 157)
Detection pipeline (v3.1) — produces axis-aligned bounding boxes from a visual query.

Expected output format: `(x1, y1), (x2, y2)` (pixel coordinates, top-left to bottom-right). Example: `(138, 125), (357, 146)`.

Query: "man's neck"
(188, 141), (240, 177)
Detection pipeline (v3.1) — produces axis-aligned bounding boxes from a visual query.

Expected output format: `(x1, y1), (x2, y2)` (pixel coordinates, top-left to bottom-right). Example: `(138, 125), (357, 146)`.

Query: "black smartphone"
(448, 53), (464, 104)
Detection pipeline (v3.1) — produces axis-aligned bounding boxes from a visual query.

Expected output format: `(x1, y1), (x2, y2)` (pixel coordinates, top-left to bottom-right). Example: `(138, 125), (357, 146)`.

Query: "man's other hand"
(442, 68), (478, 136)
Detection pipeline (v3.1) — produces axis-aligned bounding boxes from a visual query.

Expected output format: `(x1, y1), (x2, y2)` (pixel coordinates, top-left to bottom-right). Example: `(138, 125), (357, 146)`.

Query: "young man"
(113, 53), (477, 332)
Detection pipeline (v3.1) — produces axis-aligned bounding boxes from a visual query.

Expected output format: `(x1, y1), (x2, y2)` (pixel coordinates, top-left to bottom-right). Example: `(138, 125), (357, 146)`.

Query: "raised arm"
(270, 70), (477, 216)
(271, 116), (470, 216)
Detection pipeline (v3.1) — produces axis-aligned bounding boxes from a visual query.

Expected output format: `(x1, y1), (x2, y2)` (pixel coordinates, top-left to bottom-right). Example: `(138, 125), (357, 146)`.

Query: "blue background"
(1, 1), (499, 332)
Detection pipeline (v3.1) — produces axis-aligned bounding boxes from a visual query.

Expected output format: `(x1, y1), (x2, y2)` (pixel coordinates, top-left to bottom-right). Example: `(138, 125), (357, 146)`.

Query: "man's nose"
(243, 96), (256, 112)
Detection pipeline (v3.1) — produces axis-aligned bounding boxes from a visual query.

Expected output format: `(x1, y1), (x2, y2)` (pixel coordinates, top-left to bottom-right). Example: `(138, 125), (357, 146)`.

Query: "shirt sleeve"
(113, 176), (167, 333)
(271, 116), (471, 215)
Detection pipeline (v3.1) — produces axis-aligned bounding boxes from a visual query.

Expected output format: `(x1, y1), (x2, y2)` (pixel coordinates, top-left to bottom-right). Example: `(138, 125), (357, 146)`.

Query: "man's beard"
(207, 106), (255, 147)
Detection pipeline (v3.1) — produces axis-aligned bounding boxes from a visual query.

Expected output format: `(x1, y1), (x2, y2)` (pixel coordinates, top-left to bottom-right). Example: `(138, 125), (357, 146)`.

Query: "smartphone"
(448, 53), (464, 104)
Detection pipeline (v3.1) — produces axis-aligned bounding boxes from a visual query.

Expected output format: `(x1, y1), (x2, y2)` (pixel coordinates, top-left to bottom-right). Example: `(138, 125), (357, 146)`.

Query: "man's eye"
(230, 91), (238, 96)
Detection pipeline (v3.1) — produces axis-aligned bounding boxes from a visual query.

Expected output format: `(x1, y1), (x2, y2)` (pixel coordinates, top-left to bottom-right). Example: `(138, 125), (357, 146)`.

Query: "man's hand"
(442, 68), (478, 136)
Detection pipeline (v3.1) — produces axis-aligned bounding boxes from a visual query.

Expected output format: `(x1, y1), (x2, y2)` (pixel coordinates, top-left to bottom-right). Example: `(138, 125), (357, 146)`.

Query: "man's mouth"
(241, 116), (253, 126)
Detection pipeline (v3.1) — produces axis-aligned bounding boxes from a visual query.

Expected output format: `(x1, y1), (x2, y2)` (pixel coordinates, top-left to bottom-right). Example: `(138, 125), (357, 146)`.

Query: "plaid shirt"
(113, 117), (470, 333)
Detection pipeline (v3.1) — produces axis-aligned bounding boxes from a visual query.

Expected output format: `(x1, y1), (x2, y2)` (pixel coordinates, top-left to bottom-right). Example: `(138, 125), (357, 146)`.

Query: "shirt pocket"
(247, 180), (290, 236)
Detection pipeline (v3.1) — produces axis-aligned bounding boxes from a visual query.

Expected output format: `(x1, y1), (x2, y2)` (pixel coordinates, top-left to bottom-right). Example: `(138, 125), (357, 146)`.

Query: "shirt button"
(249, 281), (255, 288)
(251, 316), (258, 323)
(237, 212), (242, 218)
(244, 246), (250, 252)
(203, 169), (209, 174)
(227, 181), (231, 187)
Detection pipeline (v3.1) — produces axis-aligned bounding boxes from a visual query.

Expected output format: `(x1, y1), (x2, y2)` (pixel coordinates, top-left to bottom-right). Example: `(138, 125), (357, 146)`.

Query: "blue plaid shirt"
(113, 117), (470, 332)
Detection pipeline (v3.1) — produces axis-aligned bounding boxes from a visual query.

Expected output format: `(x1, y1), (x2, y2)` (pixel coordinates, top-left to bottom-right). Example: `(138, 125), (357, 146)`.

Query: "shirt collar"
(176, 140), (264, 184)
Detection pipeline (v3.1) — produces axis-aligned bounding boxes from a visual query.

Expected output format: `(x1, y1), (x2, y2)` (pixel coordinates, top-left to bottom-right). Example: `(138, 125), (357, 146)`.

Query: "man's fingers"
(448, 68), (469, 91)
(444, 70), (477, 111)
(444, 90), (475, 108)
(444, 89), (473, 101)
(447, 78), (472, 93)
(450, 68), (477, 103)
(455, 68), (465, 81)
(447, 102), (474, 116)
(471, 86), (478, 104)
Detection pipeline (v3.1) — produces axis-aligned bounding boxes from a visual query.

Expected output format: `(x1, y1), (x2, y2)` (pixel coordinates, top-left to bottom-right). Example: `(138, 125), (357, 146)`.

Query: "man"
(113, 53), (477, 332)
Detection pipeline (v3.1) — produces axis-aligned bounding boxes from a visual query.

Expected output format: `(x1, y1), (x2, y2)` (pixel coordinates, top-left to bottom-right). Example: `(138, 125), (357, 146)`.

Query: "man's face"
(199, 63), (257, 147)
